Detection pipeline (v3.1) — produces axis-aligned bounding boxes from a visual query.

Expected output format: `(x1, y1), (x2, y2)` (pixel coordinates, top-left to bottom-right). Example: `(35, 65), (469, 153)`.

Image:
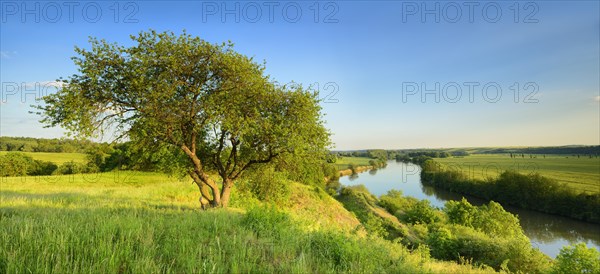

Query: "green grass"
(434, 154), (600, 194)
(0, 151), (87, 164)
(335, 156), (373, 171)
(0, 171), (492, 273)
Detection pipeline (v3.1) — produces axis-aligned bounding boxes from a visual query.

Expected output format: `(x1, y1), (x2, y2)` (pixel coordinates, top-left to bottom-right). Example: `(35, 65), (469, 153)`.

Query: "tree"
(0, 153), (33, 176)
(36, 30), (330, 208)
(552, 243), (600, 274)
(368, 159), (378, 169)
(445, 198), (477, 227)
(405, 200), (439, 224)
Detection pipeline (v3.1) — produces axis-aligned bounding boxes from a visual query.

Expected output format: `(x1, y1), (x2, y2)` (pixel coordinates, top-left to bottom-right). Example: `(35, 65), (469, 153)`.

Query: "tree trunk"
(181, 144), (222, 208)
(197, 172), (221, 207)
(188, 170), (219, 207)
(210, 182), (222, 207)
(189, 171), (212, 199)
(220, 179), (234, 208)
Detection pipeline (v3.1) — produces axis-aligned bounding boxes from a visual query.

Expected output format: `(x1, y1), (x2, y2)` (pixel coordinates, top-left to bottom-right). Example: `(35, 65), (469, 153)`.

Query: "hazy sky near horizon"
(1, 1), (598, 150)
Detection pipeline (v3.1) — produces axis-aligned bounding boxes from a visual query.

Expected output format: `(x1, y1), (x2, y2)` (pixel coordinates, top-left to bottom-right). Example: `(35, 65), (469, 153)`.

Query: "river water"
(339, 160), (600, 258)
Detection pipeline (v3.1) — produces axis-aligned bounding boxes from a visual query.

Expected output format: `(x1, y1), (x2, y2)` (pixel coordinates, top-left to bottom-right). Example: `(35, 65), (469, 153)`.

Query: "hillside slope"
(0, 171), (493, 273)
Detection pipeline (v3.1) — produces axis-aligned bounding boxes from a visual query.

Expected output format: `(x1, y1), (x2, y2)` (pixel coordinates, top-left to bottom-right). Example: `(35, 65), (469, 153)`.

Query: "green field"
(0, 171), (489, 273)
(0, 151), (87, 164)
(335, 156), (373, 171)
(434, 154), (600, 194)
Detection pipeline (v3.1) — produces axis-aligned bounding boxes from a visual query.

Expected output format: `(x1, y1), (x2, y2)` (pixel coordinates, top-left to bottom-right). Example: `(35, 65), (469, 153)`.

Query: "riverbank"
(420, 159), (600, 224)
(335, 184), (552, 273)
(338, 165), (374, 177)
(338, 160), (600, 258)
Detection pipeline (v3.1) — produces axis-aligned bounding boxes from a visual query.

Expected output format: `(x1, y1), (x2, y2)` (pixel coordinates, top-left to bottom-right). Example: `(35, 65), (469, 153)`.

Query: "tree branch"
(232, 150), (280, 180)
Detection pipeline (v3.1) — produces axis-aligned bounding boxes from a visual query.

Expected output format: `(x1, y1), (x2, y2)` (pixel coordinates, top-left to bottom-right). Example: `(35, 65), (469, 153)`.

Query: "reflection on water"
(512, 206), (600, 257)
(339, 160), (600, 258)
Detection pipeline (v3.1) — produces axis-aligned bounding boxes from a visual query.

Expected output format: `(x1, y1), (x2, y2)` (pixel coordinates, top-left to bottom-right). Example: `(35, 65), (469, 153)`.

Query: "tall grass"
(0, 171), (492, 273)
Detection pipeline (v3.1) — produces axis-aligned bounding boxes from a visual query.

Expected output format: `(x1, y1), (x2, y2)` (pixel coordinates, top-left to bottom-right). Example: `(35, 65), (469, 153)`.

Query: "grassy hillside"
(0, 171), (491, 273)
(336, 185), (417, 243)
(434, 154), (600, 194)
(0, 151), (87, 165)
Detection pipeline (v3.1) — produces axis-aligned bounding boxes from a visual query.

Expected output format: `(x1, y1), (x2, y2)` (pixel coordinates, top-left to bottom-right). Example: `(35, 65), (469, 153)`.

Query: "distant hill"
(333, 145), (600, 156)
(474, 145), (600, 155)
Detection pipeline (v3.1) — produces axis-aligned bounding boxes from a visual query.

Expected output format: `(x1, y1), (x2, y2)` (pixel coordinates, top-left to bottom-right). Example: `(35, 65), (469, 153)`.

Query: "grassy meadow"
(434, 154), (600, 194)
(335, 156), (373, 171)
(0, 171), (492, 273)
(0, 151), (87, 164)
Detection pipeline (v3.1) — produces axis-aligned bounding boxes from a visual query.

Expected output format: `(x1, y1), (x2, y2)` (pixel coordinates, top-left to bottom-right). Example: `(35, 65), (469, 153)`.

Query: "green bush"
(426, 224), (548, 272)
(426, 226), (458, 259)
(0, 153), (33, 176)
(322, 163), (339, 181)
(379, 190), (419, 218)
(0, 153), (57, 176)
(28, 160), (58, 176)
(445, 198), (477, 227)
(552, 243), (600, 274)
(472, 201), (523, 238)
(54, 161), (91, 175)
(445, 199), (522, 238)
(363, 213), (389, 238)
(237, 166), (291, 205)
(325, 180), (341, 196)
(368, 159), (378, 169)
(404, 200), (439, 225)
(347, 163), (358, 175)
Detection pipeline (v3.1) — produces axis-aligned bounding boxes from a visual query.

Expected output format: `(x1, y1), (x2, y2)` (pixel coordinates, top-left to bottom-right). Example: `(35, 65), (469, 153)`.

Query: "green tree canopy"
(36, 30), (330, 207)
(552, 242), (600, 274)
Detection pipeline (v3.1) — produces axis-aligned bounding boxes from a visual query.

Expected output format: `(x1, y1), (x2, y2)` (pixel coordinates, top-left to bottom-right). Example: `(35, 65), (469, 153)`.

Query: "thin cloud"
(0, 51), (17, 59)
(595, 96), (600, 103)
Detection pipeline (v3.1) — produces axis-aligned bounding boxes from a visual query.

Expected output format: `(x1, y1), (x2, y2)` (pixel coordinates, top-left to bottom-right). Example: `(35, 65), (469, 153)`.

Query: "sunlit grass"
(335, 156), (373, 171)
(0, 171), (493, 273)
(435, 154), (600, 193)
(0, 151), (87, 164)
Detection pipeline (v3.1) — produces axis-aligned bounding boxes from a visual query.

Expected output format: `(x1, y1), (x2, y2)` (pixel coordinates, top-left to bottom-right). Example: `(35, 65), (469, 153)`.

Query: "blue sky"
(1, 1), (599, 150)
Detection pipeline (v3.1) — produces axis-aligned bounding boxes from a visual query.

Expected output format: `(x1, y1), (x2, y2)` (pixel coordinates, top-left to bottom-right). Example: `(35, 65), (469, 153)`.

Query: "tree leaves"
(37, 30), (331, 207)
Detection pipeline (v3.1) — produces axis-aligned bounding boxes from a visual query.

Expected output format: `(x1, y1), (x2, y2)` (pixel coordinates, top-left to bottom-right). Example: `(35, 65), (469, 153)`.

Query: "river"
(339, 160), (600, 258)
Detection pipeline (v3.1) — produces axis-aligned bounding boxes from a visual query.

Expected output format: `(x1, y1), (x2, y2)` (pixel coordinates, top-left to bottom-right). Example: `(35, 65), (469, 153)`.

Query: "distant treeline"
(0, 152), (94, 177)
(334, 146), (599, 158)
(0, 142), (161, 177)
(419, 160), (600, 224)
(332, 149), (469, 161)
(395, 151), (469, 163)
(0, 136), (97, 153)
(474, 146), (600, 155)
(333, 149), (393, 160)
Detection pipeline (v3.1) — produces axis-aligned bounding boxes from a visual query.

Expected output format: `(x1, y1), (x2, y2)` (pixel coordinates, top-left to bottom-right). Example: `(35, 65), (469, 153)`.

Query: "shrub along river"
(339, 160), (600, 258)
